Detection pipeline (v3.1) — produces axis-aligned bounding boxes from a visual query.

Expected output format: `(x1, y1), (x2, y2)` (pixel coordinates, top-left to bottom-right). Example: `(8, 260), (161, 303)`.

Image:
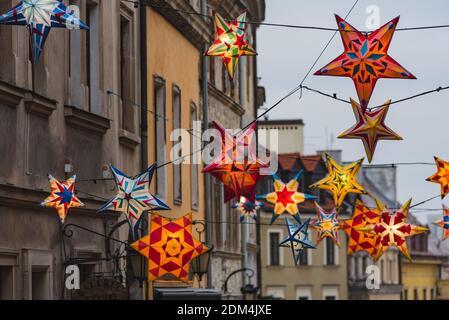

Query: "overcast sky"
(257, 0), (449, 223)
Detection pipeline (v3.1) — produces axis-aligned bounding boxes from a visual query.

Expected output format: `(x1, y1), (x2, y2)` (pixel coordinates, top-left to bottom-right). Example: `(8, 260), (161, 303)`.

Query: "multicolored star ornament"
(257, 171), (316, 224)
(0, 0), (89, 63)
(340, 199), (381, 257)
(202, 121), (268, 203)
(338, 98), (402, 163)
(433, 205), (449, 241)
(98, 164), (170, 232)
(358, 199), (429, 261)
(231, 197), (263, 222)
(310, 153), (366, 210)
(131, 213), (210, 283)
(311, 203), (341, 247)
(41, 174), (84, 223)
(426, 156), (449, 199)
(205, 11), (257, 80)
(314, 15), (415, 112)
(279, 217), (315, 265)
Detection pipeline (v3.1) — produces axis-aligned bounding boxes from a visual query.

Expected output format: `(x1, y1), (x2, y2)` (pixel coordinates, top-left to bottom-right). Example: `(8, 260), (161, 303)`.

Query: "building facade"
(0, 0), (143, 299)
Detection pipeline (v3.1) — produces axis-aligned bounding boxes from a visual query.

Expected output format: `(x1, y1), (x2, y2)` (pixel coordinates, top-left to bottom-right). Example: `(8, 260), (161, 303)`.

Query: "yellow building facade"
(402, 256), (440, 300)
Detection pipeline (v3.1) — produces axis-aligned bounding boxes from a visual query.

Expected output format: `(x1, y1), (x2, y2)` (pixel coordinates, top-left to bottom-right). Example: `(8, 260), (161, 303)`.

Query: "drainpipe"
(200, 0), (212, 289)
(140, 1), (148, 171)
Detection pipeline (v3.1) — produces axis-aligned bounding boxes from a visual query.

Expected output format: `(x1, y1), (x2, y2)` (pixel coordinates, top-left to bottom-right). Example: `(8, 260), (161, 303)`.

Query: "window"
(268, 231), (280, 266)
(431, 288), (435, 300)
(322, 287), (339, 300)
(86, 0), (100, 113)
(32, 267), (50, 300)
(325, 237), (335, 266)
(120, 9), (135, 132)
(298, 249), (308, 266)
(172, 86), (182, 204)
(380, 260), (385, 284)
(403, 289), (408, 300)
(154, 76), (166, 199)
(423, 288), (427, 301)
(190, 103), (199, 210)
(0, 266), (13, 300)
(266, 286), (285, 299)
(296, 287), (312, 300)
(212, 180), (223, 249)
(413, 288), (418, 300)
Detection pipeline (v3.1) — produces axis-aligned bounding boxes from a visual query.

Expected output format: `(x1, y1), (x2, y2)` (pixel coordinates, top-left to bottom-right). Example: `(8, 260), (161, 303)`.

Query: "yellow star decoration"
(426, 156), (449, 199)
(310, 153), (366, 210)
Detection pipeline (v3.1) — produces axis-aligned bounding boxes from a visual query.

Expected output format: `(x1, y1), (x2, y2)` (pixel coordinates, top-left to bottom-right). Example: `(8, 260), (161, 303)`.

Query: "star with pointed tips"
(433, 205), (449, 241)
(338, 98), (402, 163)
(314, 15), (415, 112)
(426, 156), (449, 199)
(311, 203), (341, 247)
(279, 217), (315, 265)
(231, 197), (263, 222)
(310, 153), (366, 210)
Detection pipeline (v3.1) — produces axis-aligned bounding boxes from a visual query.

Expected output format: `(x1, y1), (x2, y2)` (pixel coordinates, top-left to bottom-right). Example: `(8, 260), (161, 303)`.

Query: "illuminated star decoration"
(310, 153), (366, 210)
(311, 202), (341, 247)
(433, 205), (449, 241)
(314, 15), (415, 112)
(257, 171), (316, 224)
(279, 217), (315, 265)
(340, 199), (381, 257)
(0, 0), (89, 63)
(338, 98), (402, 163)
(41, 174), (84, 223)
(131, 213), (210, 283)
(205, 11), (257, 80)
(202, 121), (268, 203)
(426, 156), (449, 199)
(98, 164), (170, 234)
(359, 199), (429, 261)
(231, 197), (263, 222)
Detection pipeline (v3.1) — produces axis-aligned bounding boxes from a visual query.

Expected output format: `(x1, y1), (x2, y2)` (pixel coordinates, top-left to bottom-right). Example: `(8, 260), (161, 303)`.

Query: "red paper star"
(315, 15), (416, 112)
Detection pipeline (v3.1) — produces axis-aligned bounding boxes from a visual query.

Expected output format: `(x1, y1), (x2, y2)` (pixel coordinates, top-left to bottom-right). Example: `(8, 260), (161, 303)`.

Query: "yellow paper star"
(426, 156), (449, 199)
(310, 153), (366, 209)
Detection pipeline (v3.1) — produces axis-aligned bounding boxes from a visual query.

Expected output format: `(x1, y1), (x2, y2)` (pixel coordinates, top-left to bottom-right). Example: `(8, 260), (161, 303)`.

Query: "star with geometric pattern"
(41, 174), (84, 224)
(98, 164), (170, 235)
(231, 197), (263, 223)
(202, 121), (268, 203)
(205, 11), (257, 80)
(426, 156), (449, 199)
(340, 199), (381, 257)
(257, 171), (316, 224)
(310, 153), (366, 210)
(131, 213), (210, 283)
(0, 0), (89, 63)
(358, 199), (429, 261)
(314, 15), (415, 112)
(279, 217), (315, 266)
(311, 202), (341, 247)
(433, 205), (449, 241)
(338, 98), (402, 163)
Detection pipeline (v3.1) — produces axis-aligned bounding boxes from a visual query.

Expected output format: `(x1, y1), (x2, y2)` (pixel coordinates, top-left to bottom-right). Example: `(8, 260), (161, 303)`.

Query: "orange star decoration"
(131, 213), (209, 283)
(40, 174), (84, 223)
(311, 203), (341, 247)
(310, 153), (366, 210)
(340, 199), (381, 257)
(338, 98), (402, 163)
(314, 15), (416, 112)
(202, 121), (268, 203)
(426, 156), (449, 199)
(359, 199), (429, 261)
(205, 11), (257, 80)
(433, 205), (449, 241)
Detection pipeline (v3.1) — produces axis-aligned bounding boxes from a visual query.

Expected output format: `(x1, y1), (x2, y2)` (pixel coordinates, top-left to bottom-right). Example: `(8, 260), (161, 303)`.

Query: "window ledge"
(0, 80), (27, 107)
(64, 105), (111, 136)
(24, 91), (57, 118)
(119, 129), (141, 149)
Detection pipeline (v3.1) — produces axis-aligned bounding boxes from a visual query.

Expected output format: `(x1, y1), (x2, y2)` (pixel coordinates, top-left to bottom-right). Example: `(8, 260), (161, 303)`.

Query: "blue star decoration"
(279, 217), (315, 265)
(231, 197), (264, 222)
(0, 0), (89, 63)
(55, 186), (73, 204)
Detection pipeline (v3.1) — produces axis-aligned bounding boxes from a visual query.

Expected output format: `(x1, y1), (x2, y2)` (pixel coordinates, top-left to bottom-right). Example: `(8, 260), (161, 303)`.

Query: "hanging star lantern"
(314, 15), (415, 112)
(359, 199), (429, 261)
(41, 174), (84, 223)
(202, 121), (268, 203)
(310, 153), (366, 210)
(98, 164), (170, 233)
(257, 171), (316, 224)
(231, 197), (263, 222)
(426, 156), (449, 199)
(311, 203), (341, 247)
(433, 205), (449, 241)
(131, 213), (210, 283)
(0, 0), (89, 63)
(279, 217), (315, 265)
(338, 98), (402, 163)
(205, 11), (257, 80)
(340, 199), (381, 257)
